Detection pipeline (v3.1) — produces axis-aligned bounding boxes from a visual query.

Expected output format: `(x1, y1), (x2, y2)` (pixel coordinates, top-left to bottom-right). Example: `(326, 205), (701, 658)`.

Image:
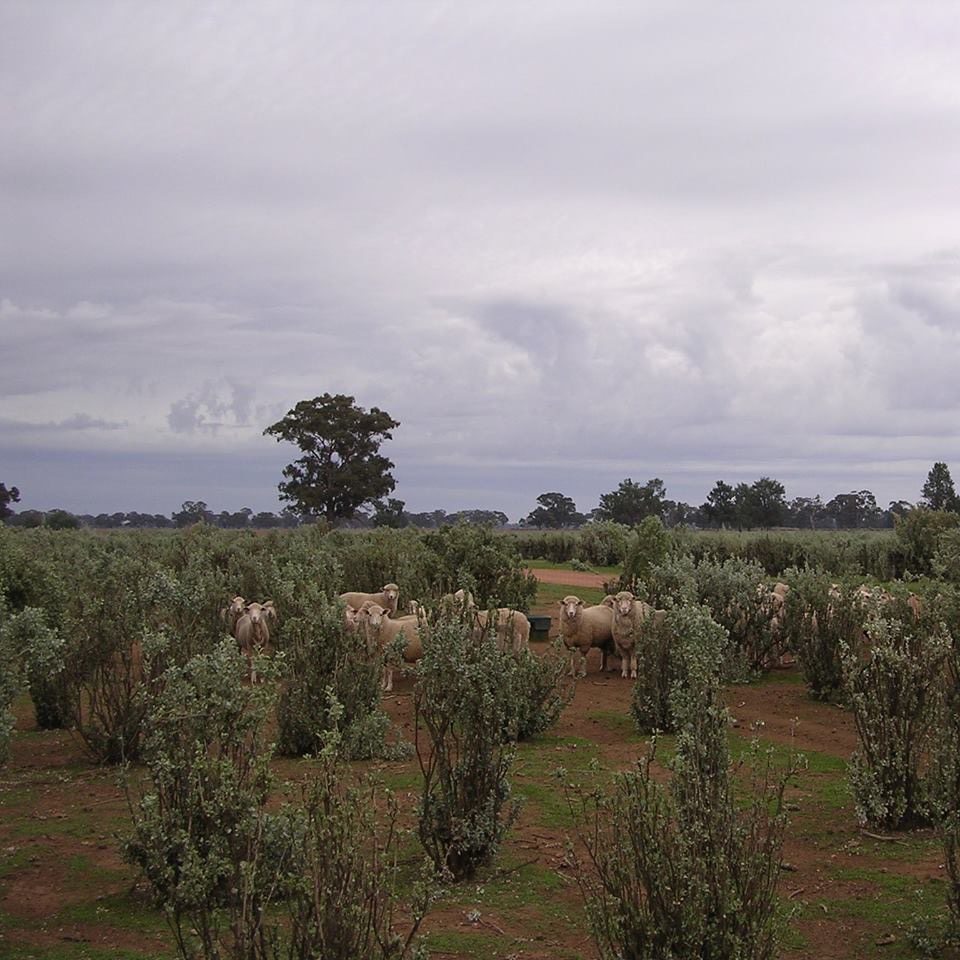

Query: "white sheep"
(557, 594), (615, 677)
(611, 590), (654, 679)
(233, 601), (273, 681)
(219, 595), (246, 633)
(339, 583), (400, 618)
(355, 601), (423, 692)
(472, 607), (531, 654)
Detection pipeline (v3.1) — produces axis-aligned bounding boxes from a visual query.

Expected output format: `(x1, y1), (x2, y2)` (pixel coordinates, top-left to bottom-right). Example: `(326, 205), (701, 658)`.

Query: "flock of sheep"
(340, 585), (531, 691)
(218, 577), (916, 692)
(218, 579), (798, 685)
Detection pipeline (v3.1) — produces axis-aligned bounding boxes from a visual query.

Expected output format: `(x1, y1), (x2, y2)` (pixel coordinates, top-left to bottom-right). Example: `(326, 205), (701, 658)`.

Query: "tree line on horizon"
(2, 462), (957, 533)
(2, 391), (958, 532)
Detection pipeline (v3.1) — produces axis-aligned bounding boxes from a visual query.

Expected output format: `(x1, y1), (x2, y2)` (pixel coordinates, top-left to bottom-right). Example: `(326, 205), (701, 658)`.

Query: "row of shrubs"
(513, 508), (960, 580)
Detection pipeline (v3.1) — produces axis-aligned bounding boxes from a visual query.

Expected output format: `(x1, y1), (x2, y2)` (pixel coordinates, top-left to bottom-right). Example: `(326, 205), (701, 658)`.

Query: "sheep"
(406, 599), (430, 624)
(439, 589), (476, 619)
(233, 601), (272, 681)
(610, 590), (654, 679)
(339, 583), (400, 618)
(472, 607), (531, 654)
(355, 601), (423, 692)
(557, 594), (615, 677)
(220, 595), (246, 633)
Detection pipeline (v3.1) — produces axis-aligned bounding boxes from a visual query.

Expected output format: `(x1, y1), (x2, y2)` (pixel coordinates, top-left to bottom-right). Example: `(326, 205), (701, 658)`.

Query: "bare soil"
(0, 569), (947, 959)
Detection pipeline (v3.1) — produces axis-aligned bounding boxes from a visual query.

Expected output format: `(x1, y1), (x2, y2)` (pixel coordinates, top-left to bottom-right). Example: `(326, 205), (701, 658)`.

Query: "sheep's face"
(615, 593), (634, 617)
(343, 605), (358, 632)
(229, 596), (246, 617)
(382, 584), (399, 605)
(262, 601), (278, 624)
(559, 596), (582, 621)
(246, 603), (263, 624)
(360, 603), (385, 630)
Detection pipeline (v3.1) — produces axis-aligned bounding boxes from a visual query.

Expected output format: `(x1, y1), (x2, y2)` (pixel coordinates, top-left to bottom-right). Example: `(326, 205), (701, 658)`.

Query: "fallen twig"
(861, 829), (908, 845)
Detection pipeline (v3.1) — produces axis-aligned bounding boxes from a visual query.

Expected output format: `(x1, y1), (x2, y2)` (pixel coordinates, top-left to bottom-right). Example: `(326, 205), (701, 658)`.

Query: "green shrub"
(576, 521), (630, 567)
(514, 530), (580, 562)
(630, 602), (726, 734)
(423, 524), (537, 610)
(275, 589), (394, 760)
(573, 663), (794, 959)
(926, 645), (960, 947)
(691, 557), (776, 678)
(0, 580), (22, 764)
(896, 508), (960, 577)
(8, 606), (67, 729)
(282, 720), (432, 960)
(122, 639), (286, 960)
(782, 572), (863, 701)
(933, 528), (960, 584)
(414, 613), (521, 880)
(843, 607), (950, 829)
(618, 516), (672, 592)
(502, 640), (575, 741)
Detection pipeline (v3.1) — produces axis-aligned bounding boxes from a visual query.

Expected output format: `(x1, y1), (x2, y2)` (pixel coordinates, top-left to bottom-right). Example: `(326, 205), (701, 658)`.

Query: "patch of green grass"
(55, 890), (167, 936)
(0, 942), (167, 960)
(421, 929), (504, 959)
(514, 736), (603, 828)
(535, 582), (607, 609)
(789, 865), (948, 959)
(585, 709), (638, 739)
(65, 854), (123, 883)
(752, 667), (807, 687)
(10, 812), (101, 840)
(378, 767), (421, 792)
(527, 559), (621, 578)
(0, 845), (34, 881)
(443, 856), (569, 915)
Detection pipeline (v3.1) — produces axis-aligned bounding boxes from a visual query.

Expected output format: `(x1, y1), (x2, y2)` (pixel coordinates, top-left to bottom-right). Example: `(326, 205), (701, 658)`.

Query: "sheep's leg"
(630, 652), (638, 680)
(620, 650), (629, 679)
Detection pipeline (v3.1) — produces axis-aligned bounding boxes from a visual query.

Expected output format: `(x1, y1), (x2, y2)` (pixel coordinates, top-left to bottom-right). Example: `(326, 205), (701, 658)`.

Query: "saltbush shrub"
(691, 557), (776, 678)
(415, 613), (521, 880)
(7, 605), (66, 730)
(782, 572), (863, 702)
(61, 552), (168, 762)
(842, 606), (950, 829)
(423, 524), (537, 610)
(282, 716), (432, 960)
(926, 642), (960, 947)
(618, 516), (672, 593)
(576, 521), (630, 567)
(275, 587), (394, 761)
(573, 659), (793, 959)
(123, 639), (285, 959)
(630, 602), (726, 734)
(501, 639), (575, 742)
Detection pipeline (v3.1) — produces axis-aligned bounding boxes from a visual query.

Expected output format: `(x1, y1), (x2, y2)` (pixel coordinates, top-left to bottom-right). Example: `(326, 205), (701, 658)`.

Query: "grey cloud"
(0, 413), (127, 434)
(4, 4), (960, 516)
(167, 380), (256, 434)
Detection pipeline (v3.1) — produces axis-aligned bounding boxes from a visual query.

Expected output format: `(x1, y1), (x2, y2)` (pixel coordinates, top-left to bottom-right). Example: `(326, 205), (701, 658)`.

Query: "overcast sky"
(3, 2), (960, 521)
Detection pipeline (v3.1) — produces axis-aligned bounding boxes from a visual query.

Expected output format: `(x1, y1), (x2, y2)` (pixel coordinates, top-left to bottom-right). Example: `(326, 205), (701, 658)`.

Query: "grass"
(533, 581), (607, 609)
(55, 890), (167, 937)
(526, 559), (621, 578)
(0, 945), (168, 960)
